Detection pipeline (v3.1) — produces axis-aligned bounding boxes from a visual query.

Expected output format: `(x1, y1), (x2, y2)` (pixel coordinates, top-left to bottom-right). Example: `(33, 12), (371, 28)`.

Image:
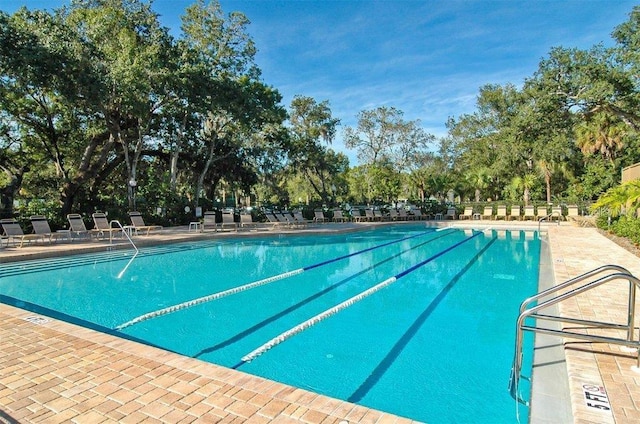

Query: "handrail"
(109, 220), (139, 279)
(537, 211), (562, 232)
(509, 266), (640, 407)
(518, 264), (631, 314)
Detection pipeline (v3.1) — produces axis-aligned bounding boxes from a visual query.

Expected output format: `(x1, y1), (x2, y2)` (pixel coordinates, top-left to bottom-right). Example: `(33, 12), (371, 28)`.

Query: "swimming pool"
(0, 225), (539, 422)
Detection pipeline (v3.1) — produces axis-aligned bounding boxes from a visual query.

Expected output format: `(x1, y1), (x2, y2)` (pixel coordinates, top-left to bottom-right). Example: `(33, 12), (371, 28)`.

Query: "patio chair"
(332, 209), (349, 222)
(202, 211), (217, 231)
(410, 208), (426, 220)
(398, 208), (411, 220)
(92, 212), (123, 241)
(460, 207), (473, 220)
(238, 213), (273, 230)
(128, 211), (163, 235)
(495, 205), (507, 220)
(293, 211), (311, 226)
(218, 211), (238, 232)
(373, 209), (386, 221)
(523, 206), (535, 220)
(482, 206), (494, 220)
(30, 215), (68, 243)
(566, 205), (579, 221)
(509, 205), (521, 220)
(352, 209), (367, 222)
(314, 210), (328, 223)
(536, 205), (549, 220)
(445, 208), (457, 220)
(0, 218), (45, 248)
(67, 214), (91, 239)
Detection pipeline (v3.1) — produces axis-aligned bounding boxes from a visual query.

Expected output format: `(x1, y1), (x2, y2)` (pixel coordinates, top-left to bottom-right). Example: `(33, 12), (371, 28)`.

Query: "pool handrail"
(109, 219), (139, 279)
(509, 265), (640, 407)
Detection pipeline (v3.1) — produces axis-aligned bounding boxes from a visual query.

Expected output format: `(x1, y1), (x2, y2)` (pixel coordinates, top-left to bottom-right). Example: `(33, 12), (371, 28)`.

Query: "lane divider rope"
(235, 230), (483, 365)
(115, 228), (445, 330)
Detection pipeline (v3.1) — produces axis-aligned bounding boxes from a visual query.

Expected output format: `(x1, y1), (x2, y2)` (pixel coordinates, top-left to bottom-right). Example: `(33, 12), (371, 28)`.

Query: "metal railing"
(509, 265), (640, 406)
(109, 220), (139, 279)
(537, 211), (562, 232)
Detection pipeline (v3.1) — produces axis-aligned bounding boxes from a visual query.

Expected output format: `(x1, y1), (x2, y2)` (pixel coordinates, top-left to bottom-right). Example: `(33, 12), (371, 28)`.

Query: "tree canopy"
(2, 1), (640, 226)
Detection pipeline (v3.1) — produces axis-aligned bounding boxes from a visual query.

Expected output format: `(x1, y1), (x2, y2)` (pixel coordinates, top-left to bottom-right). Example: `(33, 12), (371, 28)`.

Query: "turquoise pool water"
(0, 225), (539, 423)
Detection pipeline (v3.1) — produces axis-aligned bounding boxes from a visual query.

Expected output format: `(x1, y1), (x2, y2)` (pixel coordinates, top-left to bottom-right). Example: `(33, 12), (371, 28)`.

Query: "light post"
(128, 179), (137, 211)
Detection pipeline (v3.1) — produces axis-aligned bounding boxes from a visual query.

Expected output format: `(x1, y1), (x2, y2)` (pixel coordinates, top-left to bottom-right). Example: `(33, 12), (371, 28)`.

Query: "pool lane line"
(234, 229), (484, 367)
(348, 235), (498, 402)
(114, 228), (444, 331)
(193, 229), (459, 357)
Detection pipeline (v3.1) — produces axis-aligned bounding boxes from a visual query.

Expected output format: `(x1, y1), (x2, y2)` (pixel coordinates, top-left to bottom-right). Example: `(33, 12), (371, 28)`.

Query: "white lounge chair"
(523, 206), (535, 221)
(509, 205), (521, 221)
(495, 206), (507, 220)
(460, 207), (473, 220)
(482, 206), (493, 220)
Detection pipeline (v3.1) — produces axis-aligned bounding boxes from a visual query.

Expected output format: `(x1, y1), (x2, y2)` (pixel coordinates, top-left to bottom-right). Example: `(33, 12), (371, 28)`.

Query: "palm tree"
(465, 167), (491, 202)
(575, 112), (627, 163)
(508, 174), (538, 205)
(591, 179), (640, 217)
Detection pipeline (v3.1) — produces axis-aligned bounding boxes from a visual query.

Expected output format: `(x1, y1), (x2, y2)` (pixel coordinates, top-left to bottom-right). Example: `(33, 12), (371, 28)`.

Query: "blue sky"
(3, 0), (637, 164)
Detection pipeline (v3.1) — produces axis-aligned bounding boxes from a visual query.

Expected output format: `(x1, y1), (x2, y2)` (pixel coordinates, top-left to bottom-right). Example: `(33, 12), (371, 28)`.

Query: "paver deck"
(2, 221), (640, 423)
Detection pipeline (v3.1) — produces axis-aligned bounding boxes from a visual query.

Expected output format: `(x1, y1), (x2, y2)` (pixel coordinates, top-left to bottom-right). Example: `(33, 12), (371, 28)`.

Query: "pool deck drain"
(2, 221), (640, 422)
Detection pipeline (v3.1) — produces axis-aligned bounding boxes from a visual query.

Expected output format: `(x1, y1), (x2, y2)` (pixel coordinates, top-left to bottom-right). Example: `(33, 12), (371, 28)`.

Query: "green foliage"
(600, 215), (640, 245)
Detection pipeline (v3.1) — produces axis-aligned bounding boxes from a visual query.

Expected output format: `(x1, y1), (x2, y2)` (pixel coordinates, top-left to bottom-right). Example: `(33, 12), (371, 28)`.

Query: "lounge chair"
(30, 215), (68, 243)
(551, 206), (563, 221)
(352, 209), (367, 222)
(509, 205), (521, 221)
(410, 208), (426, 220)
(202, 211), (217, 231)
(92, 212), (123, 241)
(218, 211), (237, 231)
(0, 218), (45, 247)
(265, 212), (288, 227)
(313, 210), (328, 223)
(398, 208), (411, 220)
(567, 205), (579, 221)
(363, 209), (376, 221)
(293, 211), (311, 226)
(332, 210), (349, 222)
(460, 207), (473, 220)
(523, 206), (535, 221)
(388, 209), (400, 221)
(128, 212), (163, 235)
(67, 214), (91, 239)
(482, 206), (493, 220)
(536, 205), (548, 220)
(495, 206), (507, 220)
(373, 209), (386, 221)
(445, 208), (457, 220)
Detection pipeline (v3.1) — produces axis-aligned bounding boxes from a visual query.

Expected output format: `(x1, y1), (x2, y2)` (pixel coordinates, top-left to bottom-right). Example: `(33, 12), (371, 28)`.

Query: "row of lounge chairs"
(1, 212), (163, 248)
(456, 205), (579, 221)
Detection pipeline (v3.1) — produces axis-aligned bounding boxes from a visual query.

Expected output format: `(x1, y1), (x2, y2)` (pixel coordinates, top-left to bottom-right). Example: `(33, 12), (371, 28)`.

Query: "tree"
(343, 106), (433, 170)
(287, 96), (342, 204)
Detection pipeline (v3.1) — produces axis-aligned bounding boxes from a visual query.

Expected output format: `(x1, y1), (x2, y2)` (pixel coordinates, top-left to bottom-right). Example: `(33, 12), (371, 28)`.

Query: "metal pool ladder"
(509, 264), (640, 406)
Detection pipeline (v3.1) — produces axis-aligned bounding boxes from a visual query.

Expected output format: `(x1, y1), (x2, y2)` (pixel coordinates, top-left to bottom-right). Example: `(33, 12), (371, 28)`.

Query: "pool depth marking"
(235, 230), (484, 366)
(115, 229), (442, 331)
